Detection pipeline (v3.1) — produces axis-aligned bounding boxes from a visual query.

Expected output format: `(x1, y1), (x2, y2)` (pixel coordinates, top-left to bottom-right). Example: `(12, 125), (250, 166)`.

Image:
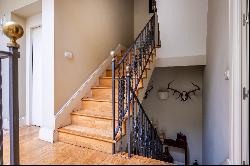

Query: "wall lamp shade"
(158, 90), (170, 100)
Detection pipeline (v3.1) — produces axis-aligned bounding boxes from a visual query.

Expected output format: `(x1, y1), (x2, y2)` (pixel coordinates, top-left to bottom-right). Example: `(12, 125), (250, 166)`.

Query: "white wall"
(203, 0), (230, 164)
(11, 13), (26, 119)
(156, 0), (208, 67)
(0, 0), (36, 128)
(0, 0), (37, 45)
(54, 0), (134, 114)
(142, 66), (203, 164)
(38, 0), (55, 143)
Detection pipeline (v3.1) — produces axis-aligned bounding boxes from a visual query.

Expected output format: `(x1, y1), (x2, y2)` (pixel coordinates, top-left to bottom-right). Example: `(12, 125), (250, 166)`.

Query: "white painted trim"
(25, 13), (42, 126)
(2, 117), (26, 130)
(38, 0), (55, 143)
(54, 44), (126, 130)
(241, 0), (249, 164)
(156, 55), (206, 67)
(38, 127), (56, 143)
(229, 0), (242, 164)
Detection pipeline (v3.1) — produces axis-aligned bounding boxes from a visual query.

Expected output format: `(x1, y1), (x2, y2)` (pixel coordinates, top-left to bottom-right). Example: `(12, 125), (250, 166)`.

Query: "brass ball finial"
(3, 21), (24, 48)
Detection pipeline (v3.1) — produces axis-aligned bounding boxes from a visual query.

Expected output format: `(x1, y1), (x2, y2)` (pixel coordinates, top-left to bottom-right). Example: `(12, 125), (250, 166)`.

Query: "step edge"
(58, 128), (116, 144)
(91, 86), (113, 89)
(82, 98), (118, 103)
(71, 111), (118, 121)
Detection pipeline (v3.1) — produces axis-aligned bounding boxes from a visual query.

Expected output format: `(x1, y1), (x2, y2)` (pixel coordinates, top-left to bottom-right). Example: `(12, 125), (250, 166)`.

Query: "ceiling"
(12, 0), (42, 18)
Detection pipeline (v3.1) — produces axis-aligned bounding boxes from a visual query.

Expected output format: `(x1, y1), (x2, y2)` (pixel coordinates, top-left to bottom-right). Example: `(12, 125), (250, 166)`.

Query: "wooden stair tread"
(58, 125), (115, 143)
(82, 97), (117, 103)
(72, 109), (118, 120)
(91, 86), (113, 89)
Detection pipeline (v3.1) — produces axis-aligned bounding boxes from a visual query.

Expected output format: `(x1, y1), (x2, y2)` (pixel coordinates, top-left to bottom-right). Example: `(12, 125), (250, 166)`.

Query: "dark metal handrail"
(111, 0), (162, 159)
(111, 14), (156, 155)
(115, 17), (153, 68)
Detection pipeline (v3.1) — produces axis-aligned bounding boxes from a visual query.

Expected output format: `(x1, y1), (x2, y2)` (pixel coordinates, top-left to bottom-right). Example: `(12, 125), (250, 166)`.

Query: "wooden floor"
(3, 126), (168, 165)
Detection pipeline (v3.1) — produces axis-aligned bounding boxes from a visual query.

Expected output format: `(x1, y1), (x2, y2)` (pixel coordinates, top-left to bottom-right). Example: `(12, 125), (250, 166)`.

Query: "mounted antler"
(167, 81), (182, 100)
(187, 83), (200, 96)
(167, 81), (200, 102)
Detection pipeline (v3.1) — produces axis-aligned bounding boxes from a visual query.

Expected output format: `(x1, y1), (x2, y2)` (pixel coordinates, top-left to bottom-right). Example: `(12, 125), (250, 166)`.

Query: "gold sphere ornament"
(3, 21), (24, 48)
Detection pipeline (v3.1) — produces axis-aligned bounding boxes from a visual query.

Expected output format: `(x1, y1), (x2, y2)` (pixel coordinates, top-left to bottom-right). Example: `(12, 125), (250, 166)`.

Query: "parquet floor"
(3, 126), (168, 165)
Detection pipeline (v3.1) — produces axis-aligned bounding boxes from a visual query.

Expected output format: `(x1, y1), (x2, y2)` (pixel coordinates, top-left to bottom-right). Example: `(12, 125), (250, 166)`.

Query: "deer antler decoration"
(167, 81), (200, 102)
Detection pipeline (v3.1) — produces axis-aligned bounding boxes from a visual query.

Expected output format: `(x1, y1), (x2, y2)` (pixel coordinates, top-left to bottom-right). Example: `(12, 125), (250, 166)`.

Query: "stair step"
(72, 109), (118, 120)
(71, 110), (118, 130)
(105, 69), (147, 78)
(99, 77), (144, 89)
(99, 77), (118, 87)
(81, 98), (118, 113)
(91, 87), (117, 101)
(58, 125), (115, 154)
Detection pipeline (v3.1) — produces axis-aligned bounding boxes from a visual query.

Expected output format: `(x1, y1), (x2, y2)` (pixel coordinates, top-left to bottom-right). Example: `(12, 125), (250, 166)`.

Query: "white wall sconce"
(64, 51), (73, 59)
(158, 90), (170, 100)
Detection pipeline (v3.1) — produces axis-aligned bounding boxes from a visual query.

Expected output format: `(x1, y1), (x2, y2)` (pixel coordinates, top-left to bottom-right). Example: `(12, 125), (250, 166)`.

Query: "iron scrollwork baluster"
(112, 3), (163, 159)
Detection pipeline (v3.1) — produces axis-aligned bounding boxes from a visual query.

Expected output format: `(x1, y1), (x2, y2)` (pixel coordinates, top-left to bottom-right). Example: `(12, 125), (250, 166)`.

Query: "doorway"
(30, 26), (42, 127)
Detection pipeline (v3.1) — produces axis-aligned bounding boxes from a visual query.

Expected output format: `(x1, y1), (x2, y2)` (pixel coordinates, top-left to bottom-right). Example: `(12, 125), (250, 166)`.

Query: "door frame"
(241, 0), (249, 164)
(30, 25), (43, 126)
(25, 14), (42, 126)
(229, 0), (249, 165)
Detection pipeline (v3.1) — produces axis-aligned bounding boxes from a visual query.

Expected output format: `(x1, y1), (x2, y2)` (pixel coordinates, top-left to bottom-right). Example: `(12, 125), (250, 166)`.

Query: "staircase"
(57, 59), (153, 154)
(58, 0), (164, 162)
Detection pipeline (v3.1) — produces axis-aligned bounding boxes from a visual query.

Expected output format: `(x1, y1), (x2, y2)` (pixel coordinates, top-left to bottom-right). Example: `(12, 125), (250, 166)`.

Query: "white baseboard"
(54, 55), (112, 130)
(39, 127), (57, 143)
(221, 159), (232, 165)
(54, 44), (126, 131)
(3, 116), (26, 130)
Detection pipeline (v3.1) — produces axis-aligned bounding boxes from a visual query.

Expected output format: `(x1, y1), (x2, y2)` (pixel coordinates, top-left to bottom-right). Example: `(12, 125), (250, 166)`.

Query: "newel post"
(126, 65), (131, 158)
(111, 50), (116, 155)
(3, 21), (24, 165)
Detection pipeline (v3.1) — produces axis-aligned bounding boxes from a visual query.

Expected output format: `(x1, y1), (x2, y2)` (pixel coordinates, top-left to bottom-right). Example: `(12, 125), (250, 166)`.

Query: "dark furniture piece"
(163, 138), (188, 165)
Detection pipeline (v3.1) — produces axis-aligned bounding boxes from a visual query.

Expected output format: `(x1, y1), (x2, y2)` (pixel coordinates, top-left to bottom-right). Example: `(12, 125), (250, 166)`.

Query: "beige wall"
(142, 66), (203, 164)
(134, 0), (152, 38)
(54, 0), (134, 113)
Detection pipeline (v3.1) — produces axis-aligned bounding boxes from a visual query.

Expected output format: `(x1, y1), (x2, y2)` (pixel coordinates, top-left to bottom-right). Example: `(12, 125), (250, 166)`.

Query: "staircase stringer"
(54, 44), (126, 138)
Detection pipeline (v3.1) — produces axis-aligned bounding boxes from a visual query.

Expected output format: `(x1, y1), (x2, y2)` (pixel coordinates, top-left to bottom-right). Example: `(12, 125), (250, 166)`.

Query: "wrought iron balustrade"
(131, 90), (163, 160)
(111, 0), (163, 159)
